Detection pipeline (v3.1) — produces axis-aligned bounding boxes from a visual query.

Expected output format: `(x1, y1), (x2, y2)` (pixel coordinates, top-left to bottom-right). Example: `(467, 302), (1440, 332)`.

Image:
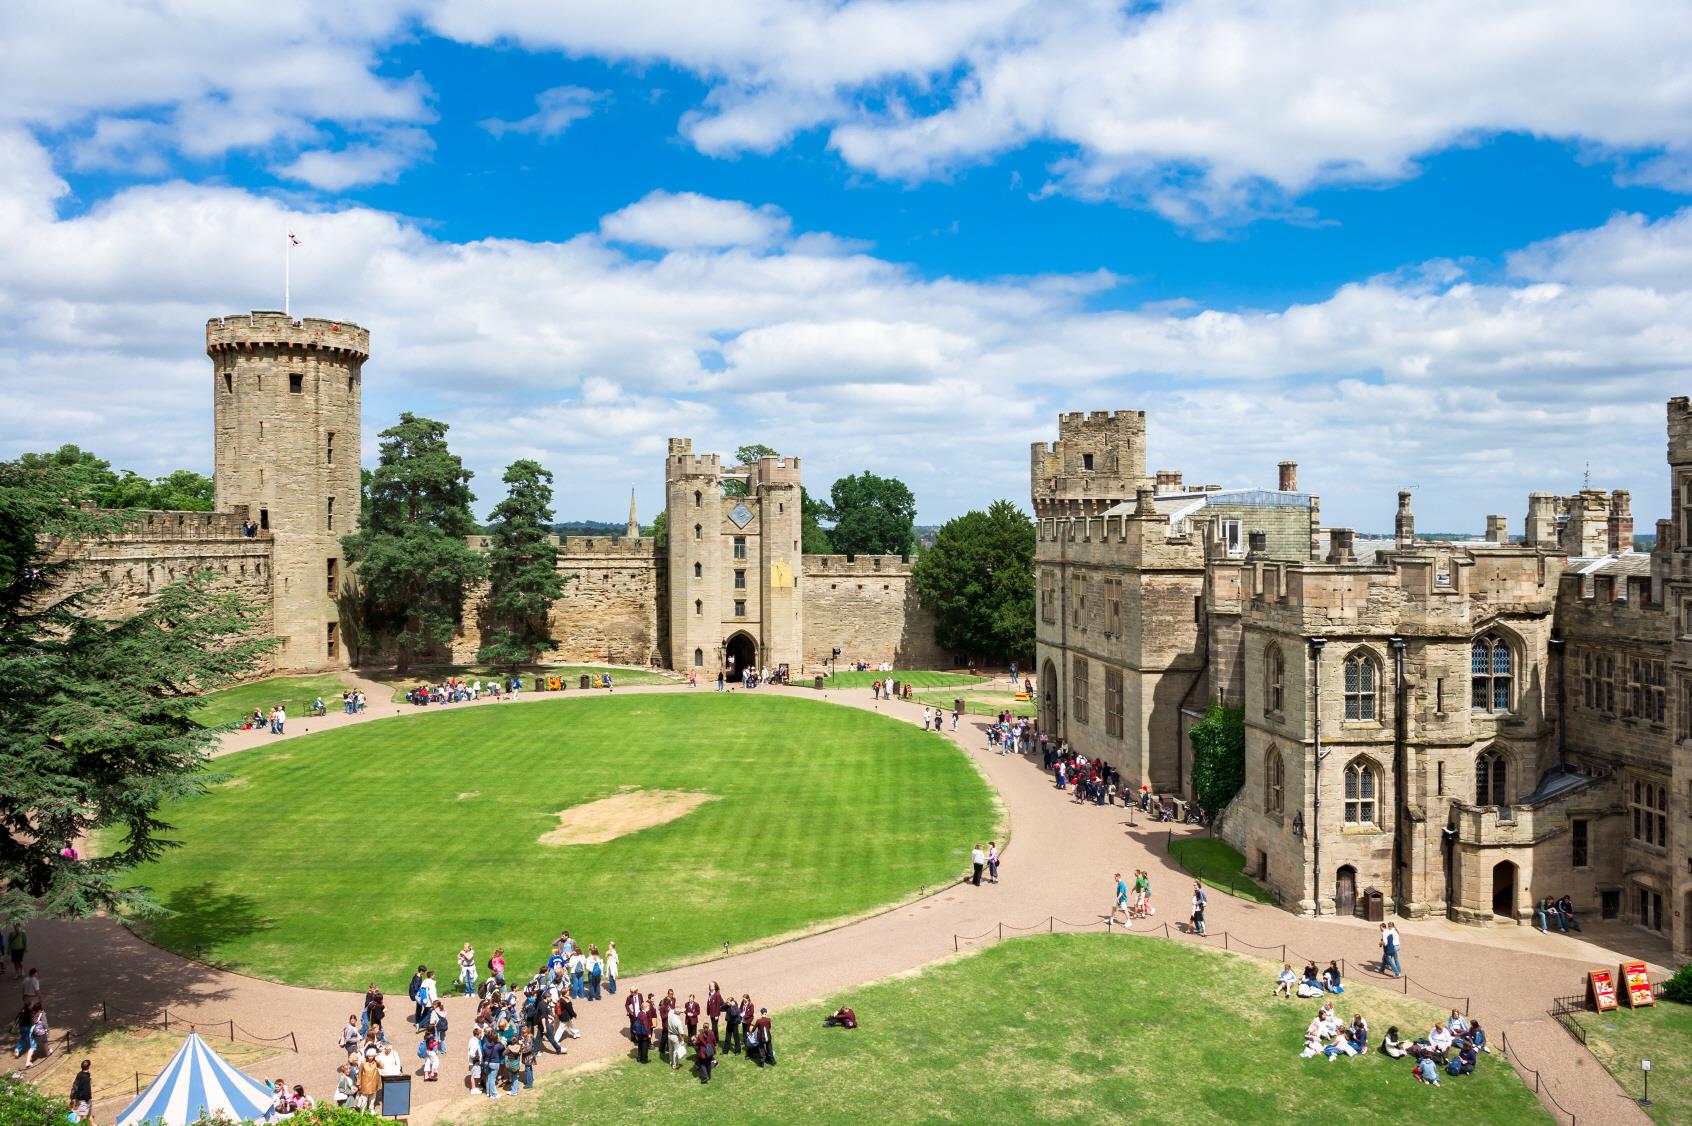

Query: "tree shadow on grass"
(144, 883), (275, 969)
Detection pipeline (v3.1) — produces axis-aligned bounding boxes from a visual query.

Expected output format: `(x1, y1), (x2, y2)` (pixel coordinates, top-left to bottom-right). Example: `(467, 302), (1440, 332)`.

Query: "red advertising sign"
(1588, 968), (1618, 1012)
(1620, 962), (1654, 1008)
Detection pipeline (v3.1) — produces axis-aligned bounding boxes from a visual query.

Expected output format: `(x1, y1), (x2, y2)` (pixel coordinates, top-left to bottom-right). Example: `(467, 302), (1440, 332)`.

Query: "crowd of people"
(404, 677), (520, 706)
(620, 985), (775, 1083)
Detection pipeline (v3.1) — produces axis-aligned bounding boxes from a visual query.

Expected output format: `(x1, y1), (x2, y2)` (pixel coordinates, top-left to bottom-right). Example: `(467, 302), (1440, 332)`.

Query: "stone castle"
(62, 311), (943, 678)
(1033, 401), (1692, 961)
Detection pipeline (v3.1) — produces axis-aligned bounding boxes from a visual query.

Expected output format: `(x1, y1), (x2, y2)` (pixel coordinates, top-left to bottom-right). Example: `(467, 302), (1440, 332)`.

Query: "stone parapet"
(206, 312), (369, 358)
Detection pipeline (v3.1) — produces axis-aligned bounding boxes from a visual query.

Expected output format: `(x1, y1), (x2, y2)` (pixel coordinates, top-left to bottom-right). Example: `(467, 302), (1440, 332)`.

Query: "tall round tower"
(208, 311), (368, 671)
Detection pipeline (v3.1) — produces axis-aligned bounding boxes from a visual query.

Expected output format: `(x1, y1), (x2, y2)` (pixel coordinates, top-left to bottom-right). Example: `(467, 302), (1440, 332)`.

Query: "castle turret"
(208, 311), (366, 669)
(1030, 410), (1150, 518)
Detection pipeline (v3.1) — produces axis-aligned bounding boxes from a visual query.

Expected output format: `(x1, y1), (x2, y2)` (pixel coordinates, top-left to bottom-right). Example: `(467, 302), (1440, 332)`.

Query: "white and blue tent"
(115, 1030), (277, 1126)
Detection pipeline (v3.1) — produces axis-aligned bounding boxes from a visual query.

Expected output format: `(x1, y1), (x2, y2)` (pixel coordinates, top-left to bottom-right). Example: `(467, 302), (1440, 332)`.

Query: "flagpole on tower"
(284, 230), (301, 318)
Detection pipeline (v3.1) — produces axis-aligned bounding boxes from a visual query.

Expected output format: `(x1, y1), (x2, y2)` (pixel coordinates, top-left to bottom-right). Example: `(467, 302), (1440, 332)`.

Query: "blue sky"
(5, 1), (1692, 533)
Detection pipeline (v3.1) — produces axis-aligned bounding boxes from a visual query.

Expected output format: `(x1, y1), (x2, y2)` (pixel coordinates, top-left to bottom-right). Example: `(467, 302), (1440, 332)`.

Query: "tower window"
(326, 557), (338, 595)
(735, 570), (746, 589)
(259, 508), (269, 531)
(258, 420), (265, 439)
(326, 622), (339, 659)
(694, 648), (703, 667)
(694, 524), (702, 540)
(1083, 453), (1095, 471)
(327, 496), (335, 530)
(734, 599), (746, 617)
(223, 372), (232, 393)
(694, 599), (703, 617)
(693, 562), (702, 578)
(326, 431), (335, 464)
(347, 374), (354, 393)
(694, 490), (702, 507)
(733, 536), (747, 559)
(289, 373), (303, 394)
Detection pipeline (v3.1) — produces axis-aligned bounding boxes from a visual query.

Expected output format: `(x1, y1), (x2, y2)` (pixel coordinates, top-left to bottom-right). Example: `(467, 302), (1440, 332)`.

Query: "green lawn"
(1571, 1001), (1692, 1124)
(382, 663), (675, 701)
(914, 688), (1037, 718)
(455, 933), (1545, 1126)
(816, 669), (985, 689)
(1169, 837), (1277, 905)
(189, 673), (360, 728)
(112, 694), (996, 992)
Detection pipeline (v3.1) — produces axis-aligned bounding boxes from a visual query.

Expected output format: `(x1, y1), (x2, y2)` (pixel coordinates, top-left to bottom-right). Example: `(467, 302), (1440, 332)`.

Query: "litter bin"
(890, 679), (901, 698)
(814, 675), (824, 689)
(954, 697), (966, 716)
(1362, 887), (1385, 922)
(579, 674), (591, 690)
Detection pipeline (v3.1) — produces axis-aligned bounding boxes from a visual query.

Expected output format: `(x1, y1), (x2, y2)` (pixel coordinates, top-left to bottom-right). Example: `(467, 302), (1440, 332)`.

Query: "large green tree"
(911, 500), (1034, 663)
(340, 413), (485, 673)
(801, 486), (833, 553)
(827, 470), (917, 556)
(16, 445), (213, 511)
(0, 457), (272, 924)
(478, 459), (569, 673)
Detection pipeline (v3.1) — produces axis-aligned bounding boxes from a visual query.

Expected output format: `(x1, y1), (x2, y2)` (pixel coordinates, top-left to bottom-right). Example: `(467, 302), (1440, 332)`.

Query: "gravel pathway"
(23, 677), (1655, 1124)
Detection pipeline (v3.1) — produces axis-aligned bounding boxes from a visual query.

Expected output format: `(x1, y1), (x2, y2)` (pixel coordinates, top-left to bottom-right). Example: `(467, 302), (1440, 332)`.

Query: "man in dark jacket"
(409, 966), (427, 1025)
(70, 1059), (92, 1121)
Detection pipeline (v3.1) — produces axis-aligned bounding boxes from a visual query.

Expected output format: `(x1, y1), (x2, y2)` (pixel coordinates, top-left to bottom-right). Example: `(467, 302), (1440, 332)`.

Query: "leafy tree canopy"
(827, 470), (917, 556)
(477, 459), (569, 672)
(340, 413), (485, 672)
(0, 456), (272, 924)
(1188, 703), (1246, 814)
(17, 444), (213, 511)
(911, 500), (1034, 662)
(721, 444), (779, 498)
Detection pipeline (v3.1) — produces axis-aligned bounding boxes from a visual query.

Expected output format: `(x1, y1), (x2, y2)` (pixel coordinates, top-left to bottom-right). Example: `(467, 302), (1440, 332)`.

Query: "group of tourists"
(1387, 1011), (1490, 1085)
(1534, 895), (1582, 933)
(920, 705), (960, 732)
(621, 983), (774, 1083)
(1274, 959), (1347, 999)
(405, 677), (520, 706)
(1108, 870), (1156, 924)
(987, 715), (1033, 753)
(242, 705), (287, 733)
(969, 843), (1001, 886)
(1051, 749), (1126, 808)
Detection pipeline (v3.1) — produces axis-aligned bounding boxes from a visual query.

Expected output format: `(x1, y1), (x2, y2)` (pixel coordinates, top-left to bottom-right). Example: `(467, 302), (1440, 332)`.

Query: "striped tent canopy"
(115, 1030), (276, 1126)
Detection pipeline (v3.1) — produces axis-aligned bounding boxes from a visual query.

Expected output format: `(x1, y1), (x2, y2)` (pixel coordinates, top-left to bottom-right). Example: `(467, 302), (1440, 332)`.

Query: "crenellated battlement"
(1030, 408), (1150, 518)
(804, 553), (915, 575)
(1670, 396), (1692, 464)
(206, 311), (369, 358)
(80, 505), (261, 541)
(666, 437), (722, 477)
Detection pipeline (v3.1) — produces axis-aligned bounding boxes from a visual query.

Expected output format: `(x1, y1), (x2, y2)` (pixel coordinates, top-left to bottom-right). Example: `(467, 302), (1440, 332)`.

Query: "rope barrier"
(1499, 1029), (1578, 1125)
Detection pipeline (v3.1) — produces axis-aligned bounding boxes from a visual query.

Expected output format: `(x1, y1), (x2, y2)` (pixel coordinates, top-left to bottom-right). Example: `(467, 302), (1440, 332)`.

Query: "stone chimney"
(1247, 530), (1268, 558)
(1609, 489), (1633, 553)
(1486, 514), (1508, 543)
(1278, 461), (1298, 491)
(1327, 527), (1356, 564)
(1525, 492), (1559, 547)
(1135, 486), (1157, 515)
(1395, 491), (1415, 550)
(1155, 469), (1184, 493)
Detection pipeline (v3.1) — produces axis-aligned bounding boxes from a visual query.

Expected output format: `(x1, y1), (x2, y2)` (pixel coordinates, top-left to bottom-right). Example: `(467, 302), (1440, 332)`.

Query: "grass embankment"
(455, 933), (1545, 1125)
(914, 689), (1036, 718)
(1168, 837), (1277, 905)
(1571, 1002), (1692, 1124)
(117, 694), (997, 991)
(383, 664), (674, 701)
(189, 674), (359, 728)
(816, 670), (985, 689)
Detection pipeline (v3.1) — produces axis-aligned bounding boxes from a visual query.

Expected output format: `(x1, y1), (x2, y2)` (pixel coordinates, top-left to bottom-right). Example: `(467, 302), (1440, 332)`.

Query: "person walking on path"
(970, 843), (986, 886)
(1380, 922), (1403, 977)
(457, 944), (477, 996)
(1190, 882), (1208, 936)
(986, 842), (1001, 884)
(408, 965), (426, 1025)
(8, 924), (25, 978)
(605, 942), (619, 995)
(70, 1058), (92, 1122)
(1109, 872), (1130, 926)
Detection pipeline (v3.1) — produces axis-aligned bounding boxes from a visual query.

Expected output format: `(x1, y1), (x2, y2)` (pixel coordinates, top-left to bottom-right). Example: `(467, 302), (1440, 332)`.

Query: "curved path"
(28, 677), (1654, 1124)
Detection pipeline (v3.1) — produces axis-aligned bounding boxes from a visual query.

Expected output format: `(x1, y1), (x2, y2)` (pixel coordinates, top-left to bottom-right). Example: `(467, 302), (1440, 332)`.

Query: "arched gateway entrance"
(725, 632), (757, 682)
(1040, 659), (1060, 735)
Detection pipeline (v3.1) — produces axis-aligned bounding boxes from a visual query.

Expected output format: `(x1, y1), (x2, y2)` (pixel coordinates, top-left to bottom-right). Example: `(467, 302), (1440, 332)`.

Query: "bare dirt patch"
(539, 789), (718, 846)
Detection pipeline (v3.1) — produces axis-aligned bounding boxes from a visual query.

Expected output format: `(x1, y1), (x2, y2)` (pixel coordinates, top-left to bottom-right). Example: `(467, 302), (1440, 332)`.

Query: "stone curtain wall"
(800, 555), (946, 670)
(52, 508), (276, 652)
(450, 535), (664, 667)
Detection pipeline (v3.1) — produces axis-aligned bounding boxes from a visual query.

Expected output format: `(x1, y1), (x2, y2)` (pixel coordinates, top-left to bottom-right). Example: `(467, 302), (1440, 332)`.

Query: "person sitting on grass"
(1274, 963), (1296, 998)
(1446, 1039), (1478, 1077)
(823, 1007), (857, 1029)
(1468, 1020), (1489, 1053)
(1322, 961), (1344, 994)
(1428, 1023), (1454, 1055)
(1300, 1021), (1324, 1059)
(1413, 1056), (1441, 1086)
(1380, 1026), (1409, 1058)
(1445, 1009), (1468, 1036)
(1297, 963), (1323, 998)
(1347, 1015), (1369, 1055)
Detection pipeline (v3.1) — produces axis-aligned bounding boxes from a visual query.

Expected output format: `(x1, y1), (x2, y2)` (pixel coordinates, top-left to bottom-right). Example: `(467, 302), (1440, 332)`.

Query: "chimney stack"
(1278, 461), (1298, 492)
(1327, 528), (1356, 564)
(1609, 489), (1633, 553)
(1395, 490), (1415, 550)
(1525, 492), (1558, 547)
(1486, 514), (1508, 543)
(1135, 486), (1157, 515)
(1155, 469), (1184, 493)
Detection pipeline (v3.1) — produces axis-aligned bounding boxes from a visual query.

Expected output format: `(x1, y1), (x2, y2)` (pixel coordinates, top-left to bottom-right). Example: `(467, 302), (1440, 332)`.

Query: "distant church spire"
(626, 487), (639, 539)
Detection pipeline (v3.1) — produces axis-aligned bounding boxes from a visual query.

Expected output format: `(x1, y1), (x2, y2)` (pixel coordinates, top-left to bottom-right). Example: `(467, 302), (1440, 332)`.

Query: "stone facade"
(1034, 399), (1692, 961)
